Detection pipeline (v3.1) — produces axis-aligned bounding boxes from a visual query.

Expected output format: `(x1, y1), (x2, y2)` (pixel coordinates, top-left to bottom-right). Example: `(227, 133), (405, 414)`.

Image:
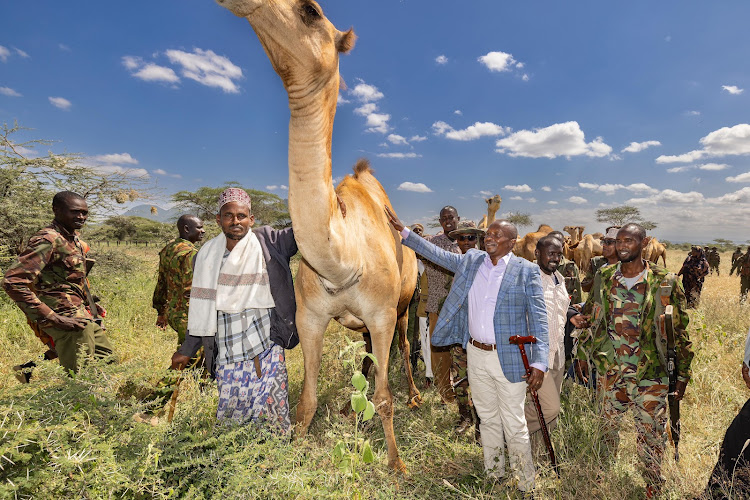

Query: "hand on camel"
(384, 206), (405, 232)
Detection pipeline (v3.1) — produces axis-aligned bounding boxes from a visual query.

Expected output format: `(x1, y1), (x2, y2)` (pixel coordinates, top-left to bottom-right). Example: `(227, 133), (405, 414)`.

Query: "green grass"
(1, 249), (749, 498)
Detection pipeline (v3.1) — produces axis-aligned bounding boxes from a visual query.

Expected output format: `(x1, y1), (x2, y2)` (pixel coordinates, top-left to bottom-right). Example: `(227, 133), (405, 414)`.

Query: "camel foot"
(407, 393), (422, 409)
(388, 457), (408, 475)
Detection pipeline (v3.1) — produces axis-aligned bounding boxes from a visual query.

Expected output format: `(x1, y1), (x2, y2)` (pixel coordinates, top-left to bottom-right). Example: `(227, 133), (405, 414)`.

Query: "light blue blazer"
(403, 230), (549, 384)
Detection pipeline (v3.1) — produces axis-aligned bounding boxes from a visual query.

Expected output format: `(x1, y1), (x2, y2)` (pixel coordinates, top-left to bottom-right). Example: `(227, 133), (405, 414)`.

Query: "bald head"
(489, 219), (517, 239)
(177, 214), (205, 243)
(618, 223), (646, 242)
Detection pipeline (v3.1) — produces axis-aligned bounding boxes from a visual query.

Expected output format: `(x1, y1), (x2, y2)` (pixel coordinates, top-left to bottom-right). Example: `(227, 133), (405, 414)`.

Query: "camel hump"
(353, 158), (373, 178)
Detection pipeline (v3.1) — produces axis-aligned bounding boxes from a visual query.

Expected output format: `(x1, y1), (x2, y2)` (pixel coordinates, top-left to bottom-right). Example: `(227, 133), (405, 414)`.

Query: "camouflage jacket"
(581, 255), (611, 293)
(741, 252), (750, 277)
(576, 261), (694, 383)
(2, 221), (92, 323)
(152, 238), (198, 335)
(559, 257), (583, 304)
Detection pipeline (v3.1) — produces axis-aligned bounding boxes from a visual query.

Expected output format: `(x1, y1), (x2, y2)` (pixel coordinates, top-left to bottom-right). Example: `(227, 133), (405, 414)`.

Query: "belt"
(469, 338), (497, 351)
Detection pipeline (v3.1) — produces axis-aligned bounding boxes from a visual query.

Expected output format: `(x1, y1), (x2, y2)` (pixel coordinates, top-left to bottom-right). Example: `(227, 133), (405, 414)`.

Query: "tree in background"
(505, 211), (533, 229)
(595, 205), (657, 231)
(1, 122), (154, 263)
(171, 182), (291, 228)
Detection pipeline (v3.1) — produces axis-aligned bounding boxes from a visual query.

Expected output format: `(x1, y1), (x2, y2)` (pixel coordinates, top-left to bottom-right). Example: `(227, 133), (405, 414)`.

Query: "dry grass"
(0, 248), (748, 498)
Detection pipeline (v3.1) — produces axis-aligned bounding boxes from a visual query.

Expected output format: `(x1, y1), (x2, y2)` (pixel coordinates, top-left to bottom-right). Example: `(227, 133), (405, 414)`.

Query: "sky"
(1, 0), (749, 244)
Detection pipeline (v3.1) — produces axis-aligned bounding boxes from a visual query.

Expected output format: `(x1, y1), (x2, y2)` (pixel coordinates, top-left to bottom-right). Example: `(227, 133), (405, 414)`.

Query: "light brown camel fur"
(564, 225), (585, 245)
(571, 234), (601, 273)
(217, 0), (419, 471)
(513, 224), (554, 261)
(642, 236), (667, 266)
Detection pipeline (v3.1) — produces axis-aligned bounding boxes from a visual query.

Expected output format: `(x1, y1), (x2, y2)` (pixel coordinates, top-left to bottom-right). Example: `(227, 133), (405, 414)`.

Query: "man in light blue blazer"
(386, 207), (549, 492)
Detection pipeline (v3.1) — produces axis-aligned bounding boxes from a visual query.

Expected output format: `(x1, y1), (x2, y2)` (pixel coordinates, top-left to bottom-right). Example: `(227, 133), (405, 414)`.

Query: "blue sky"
(2, 0), (749, 243)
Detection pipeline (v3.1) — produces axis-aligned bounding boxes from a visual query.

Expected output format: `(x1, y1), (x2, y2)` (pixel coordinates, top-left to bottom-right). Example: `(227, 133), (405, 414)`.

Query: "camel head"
(217, 0), (356, 97)
(485, 194), (502, 213)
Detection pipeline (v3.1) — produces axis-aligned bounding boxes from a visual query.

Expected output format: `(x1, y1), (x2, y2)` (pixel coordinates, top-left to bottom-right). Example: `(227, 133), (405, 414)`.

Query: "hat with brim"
(448, 220), (485, 238)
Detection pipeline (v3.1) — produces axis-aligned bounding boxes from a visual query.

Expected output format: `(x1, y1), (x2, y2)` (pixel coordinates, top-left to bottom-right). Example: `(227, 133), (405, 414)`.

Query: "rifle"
(509, 335), (559, 475)
(663, 305), (680, 462)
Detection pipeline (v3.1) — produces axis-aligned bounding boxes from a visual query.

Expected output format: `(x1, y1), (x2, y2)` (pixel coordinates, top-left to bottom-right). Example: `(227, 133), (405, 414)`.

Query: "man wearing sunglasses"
(581, 227), (620, 293)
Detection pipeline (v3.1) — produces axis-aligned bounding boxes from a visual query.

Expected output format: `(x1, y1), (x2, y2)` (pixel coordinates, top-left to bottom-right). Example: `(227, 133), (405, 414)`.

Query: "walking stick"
(509, 335), (559, 476)
(167, 361), (187, 423)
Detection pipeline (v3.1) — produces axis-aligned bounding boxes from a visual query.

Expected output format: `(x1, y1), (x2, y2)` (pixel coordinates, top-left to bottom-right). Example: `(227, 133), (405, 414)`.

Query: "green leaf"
(351, 393), (367, 413)
(333, 441), (346, 461)
(362, 401), (375, 422)
(363, 352), (378, 367)
(351, 371), (367, 392)
(337, 456), (352, 472)
(362, 440), (375, 464)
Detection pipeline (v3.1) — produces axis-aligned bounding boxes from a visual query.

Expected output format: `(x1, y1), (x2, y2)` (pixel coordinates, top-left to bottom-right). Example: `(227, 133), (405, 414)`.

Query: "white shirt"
(539, 270), (570, 367)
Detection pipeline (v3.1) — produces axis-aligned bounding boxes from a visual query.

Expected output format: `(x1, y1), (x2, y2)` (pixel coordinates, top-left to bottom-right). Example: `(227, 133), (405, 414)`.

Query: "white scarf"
(187, 231), (275, 337)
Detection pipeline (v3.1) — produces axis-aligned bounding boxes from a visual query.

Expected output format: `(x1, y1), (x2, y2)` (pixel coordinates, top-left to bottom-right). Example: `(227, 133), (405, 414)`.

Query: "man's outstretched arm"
(384, 206), (463, 273)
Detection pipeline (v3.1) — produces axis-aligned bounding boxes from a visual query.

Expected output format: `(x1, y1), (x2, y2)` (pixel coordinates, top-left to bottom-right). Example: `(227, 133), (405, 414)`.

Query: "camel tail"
(353, 158), (373, 178)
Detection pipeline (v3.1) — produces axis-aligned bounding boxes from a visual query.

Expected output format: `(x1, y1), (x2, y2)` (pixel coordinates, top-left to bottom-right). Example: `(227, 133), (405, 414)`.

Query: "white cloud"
(123, 56), (180, 84)
(522, 74), (529, 82)
(364, 112), (391, 134)
(509, 196), (523, 201)
(722, 85), (744, 95)
(94, 165), (149, 178)
(504, 184), (532, 193)
(495, 121), (612, 159)
(337, 95), (350, 105)
(14, 48), (29, 58)
(432, 120), (509, 141)
(377, 152), (421, 159)
(398, 181), (432, 193)
(685, 110), (701, 116)
(707, 187), (750, 204)
(165, 48), (242, 93)
(354, 103), (377, 116)
(154, 169), (168, 175)
(621, 140), (661, 153)
(627, 189), (704, 205)
(122, 56), (141, 70)
(265, 185), (278, 190)
(479, 190), (493, 196)
(568, 196), (587, 204)
(0, 86), (21, 97)
(527, 197), (537, 203)
(454, 110), (462, 116)
(92, 153), (138, 165)
(657, 124), (750, 164)
(541, 186), (551, 192)
(0, 46), (11, 62)
(700, 124), (750, 156)
(548, 201), (559, 205)
(666, 166), (692, 173)
(59, 44), (71, 52)
(387, 134), (409, 146)
(280, 185), (288, 190)
(699, 163), (730, 171)
(655, 150), (707, 164)
(478, 51), (518, 72)
(48, 96), (71, 110)
(409, 135), (427, 142)
(350, 82), (383, 102)
(435, 55), (448, 65)
(578, 182), (658, 195)
(726, 172), (750, 183)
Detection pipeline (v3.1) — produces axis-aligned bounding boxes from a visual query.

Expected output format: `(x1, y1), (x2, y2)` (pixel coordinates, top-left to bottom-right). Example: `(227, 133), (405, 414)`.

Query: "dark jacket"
(179, 226), (298, 376)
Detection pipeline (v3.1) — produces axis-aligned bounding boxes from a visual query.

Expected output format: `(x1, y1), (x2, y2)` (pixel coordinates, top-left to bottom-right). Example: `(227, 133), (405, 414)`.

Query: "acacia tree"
(505, 211), (533, 229)
(1, 122), (154, 259)
(595, 205), (657, 231)
(171, 182), (291, 228)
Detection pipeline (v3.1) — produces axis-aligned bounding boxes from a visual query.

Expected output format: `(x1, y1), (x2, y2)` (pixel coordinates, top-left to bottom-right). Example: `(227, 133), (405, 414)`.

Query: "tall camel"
(217, 0), (419, 471)
(513, 224), (554, 261)
(564, 225), (585, 245)
(642, 237), (667, 267)
(477, 195), (501, 229)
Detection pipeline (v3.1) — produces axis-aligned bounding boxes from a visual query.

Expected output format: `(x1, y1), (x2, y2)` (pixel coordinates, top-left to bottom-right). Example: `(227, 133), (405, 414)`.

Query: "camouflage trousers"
(451, 345), (473, 416)
(599, 368), (669, 487)
(741, 276), (750, 301)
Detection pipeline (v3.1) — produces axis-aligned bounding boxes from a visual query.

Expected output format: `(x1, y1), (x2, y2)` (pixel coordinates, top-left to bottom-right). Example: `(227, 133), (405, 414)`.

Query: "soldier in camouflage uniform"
(548, 231), (583, 303)
(152, 215), (205, 344)
(740, 249), (750, 302)
(3, 191), (114, 375)
(572, 224), (693, 496)
(582, 227), (619, 293)
(730, 247), (744, 276)
(707, 247), (721, 276)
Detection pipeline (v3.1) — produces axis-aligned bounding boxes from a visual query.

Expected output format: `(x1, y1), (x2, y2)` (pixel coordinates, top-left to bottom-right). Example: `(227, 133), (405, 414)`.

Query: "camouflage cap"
(448, 220), (484, 238)
(604, 227), (619, 240)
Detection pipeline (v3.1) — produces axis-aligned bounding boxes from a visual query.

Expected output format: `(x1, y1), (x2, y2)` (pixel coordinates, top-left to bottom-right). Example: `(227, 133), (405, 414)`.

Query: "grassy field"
(1, 247), (749, 499)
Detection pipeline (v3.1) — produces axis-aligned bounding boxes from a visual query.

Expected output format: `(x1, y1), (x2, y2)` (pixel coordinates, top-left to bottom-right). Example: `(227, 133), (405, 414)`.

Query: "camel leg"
(396, 311), (422, 408)
(366, 311), (406, 473)
(294, 305), (331, 438)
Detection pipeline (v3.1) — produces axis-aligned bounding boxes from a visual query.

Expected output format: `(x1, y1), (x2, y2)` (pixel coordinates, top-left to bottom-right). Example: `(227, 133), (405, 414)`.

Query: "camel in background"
(514, 224), (554, 261)
(478, 194), (502, 229)
(217, 0), (419, 471)
(643, 237), (667, 266)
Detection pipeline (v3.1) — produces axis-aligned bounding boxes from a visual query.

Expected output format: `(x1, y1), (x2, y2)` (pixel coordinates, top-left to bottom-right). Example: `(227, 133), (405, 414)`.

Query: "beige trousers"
(428, 312), (454, 403)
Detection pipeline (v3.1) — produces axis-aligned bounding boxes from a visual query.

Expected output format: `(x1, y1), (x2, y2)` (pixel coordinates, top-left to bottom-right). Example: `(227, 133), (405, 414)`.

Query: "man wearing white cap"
(172, 188), (298, 432)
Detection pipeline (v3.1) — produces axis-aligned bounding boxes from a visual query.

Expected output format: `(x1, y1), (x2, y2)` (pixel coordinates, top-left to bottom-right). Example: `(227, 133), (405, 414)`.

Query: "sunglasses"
(602, 239), (616, 245)
(457, 235), (477, 242)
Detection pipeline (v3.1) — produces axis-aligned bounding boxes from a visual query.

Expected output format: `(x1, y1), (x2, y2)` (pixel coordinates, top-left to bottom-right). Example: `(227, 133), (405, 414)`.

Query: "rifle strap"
(654, 272), (677, 369)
